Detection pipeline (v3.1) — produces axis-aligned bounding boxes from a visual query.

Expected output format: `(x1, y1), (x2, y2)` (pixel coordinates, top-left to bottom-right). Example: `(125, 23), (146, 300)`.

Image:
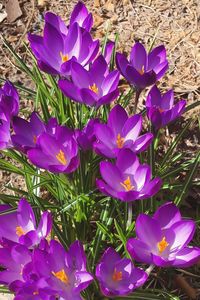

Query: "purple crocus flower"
(75, 118), (100, 151)
(28, 13), (99, 76)
(127, 202), (200, 267)
(0, 244), (32, 292)
(96, 148), (161, 202)
(146, 85), (186, 130)
(116, 42), (168, 91)
(70, 1), (93, 32)
(58, 55), (119, 107)
(0, 198), (52, 248)
(11, 112), (46, 152)
(96, 247), (147, 297)
(27, 125), (79, 173)
(94, 104), (153, 158)
(33, 240), (93, 299)
(0, 81), (19, 120)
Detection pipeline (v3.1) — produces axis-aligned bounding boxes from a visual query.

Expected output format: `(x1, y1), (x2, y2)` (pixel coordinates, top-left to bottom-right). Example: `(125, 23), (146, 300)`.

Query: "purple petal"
(146, 85), (162, 108)
(127, 238), (153, 264)
(170, 220), (195, 251)
(161, 100), (186, 127)
(104, 41), (115, 64)
(17, 198), (36, 229)
(96, 179), (118, 198)
(140, 177), (162, 198)
(45, 12), (68, 35)
(136, 214), (162, 251)
(134, 164), (151, 190)
(172, 246), (200, 267)
(102, 70), (120, 94)
(122, 114), (142, 142)
(96, 89), (119, 107)
(107, 105), (128, 136)
(126, 65), (157, 89)
(99, 161), (123, 190)
(71, 62), (90, 88)
(37, 211), (52, 239)
(132, 133), (153, 153)
(58, 79), (82, 103)
(130, 42), (147, 72)
(116, 148), (139, 174)
(116, 52), (129, 78)
(153, 202), (181, 230)
(80, 88), (98, 106)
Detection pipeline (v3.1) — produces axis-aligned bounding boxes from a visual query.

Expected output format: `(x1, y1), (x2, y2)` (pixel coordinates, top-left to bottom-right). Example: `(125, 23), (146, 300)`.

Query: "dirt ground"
(0, 0), (199, 299)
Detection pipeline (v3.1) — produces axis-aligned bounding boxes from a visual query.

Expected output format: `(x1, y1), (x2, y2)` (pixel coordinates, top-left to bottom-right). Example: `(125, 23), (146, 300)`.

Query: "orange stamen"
(52, 269), (69, 285)
(56, 150), (67, 165)
(157, 237), (169, 253)
(16, 226), (25, 237)
(116, 133), (125, 149)
(60, 52), (69, 63)
(138, 65), (145, 75)
(120, 176), (134, 191)
(89, 83), (98, 94)
(112, 268), (122, 282)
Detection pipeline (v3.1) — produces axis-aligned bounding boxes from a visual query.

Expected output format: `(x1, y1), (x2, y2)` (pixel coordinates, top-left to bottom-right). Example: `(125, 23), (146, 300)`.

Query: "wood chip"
(0, 11), (7, 23)
(5, 0), (22, 23)
(37, 0), (48, 7)
(174, 275), (197, 299)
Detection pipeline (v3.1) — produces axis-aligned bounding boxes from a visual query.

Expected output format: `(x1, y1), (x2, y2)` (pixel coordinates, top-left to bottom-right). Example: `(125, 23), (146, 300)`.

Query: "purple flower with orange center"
(116, 42), (168, 91)
(11, 112), (46, 153)
(70, 1), (93, 31)
(27, 125), (79, 173)
(96, 148), (161, 202)
(28, 11), (99, 76)
(94, 104), (153, 158)
(146, 85), (186, 129)
(58, 55), (119, 107)
(0, 198), (52, 248)
(95, 247), (147, 296)
(127, 202), (200, 267)
(32, 240), (93, 299)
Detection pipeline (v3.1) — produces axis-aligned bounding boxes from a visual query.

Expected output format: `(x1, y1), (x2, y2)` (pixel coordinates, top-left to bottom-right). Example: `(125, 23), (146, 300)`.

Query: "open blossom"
(59, 55), (119, 108)
(12, 112), (46, 152)
(75, 118), (100, 151)
(0, 81), (19, 120)
(28, 125), (79, 173)
(0, 198), (52, 248)
(94, 104), (153, 158)
(28, 11), (99, 76)
(96, 148), (161, 202)
(70, 1), (93, 31)
(127, 202), (200, 267)
(116, 42), (168, 90)
(96, 247), (147, 297)
(32, 240), (93, 300)
(146, 85), (186, 129)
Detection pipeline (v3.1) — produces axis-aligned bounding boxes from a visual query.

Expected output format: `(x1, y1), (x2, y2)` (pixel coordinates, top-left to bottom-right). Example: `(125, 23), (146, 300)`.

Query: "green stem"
(133, 89), (141, 114)
(127, 202), (132, 229)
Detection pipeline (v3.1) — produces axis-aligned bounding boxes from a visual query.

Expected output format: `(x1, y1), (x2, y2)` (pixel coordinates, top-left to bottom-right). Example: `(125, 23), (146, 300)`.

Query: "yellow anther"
(60, 52), (69, 63)
(158, 108), (164, 113)
(120, 176), (134, 191)
(138, 65), (145, 75)
(112, 268), (122, 282)
(33, 135), (37, 144)
(52, 269), (69, 285)
(16, 226), (25, 237)
(56, 150), (67, 165)
(157, 237), (169, 253)
(33, 291), (39, 295)
(89, 83), (98, 94)
(116, 133), (125, 149)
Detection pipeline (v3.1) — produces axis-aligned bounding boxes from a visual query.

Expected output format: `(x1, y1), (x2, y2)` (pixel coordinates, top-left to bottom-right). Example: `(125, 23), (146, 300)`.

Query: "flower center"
(89, 83), (98, 94)
(60, 52), (69, 63)
(112, 268), (122, 282)
(116, 133), (124, 148)
(138, 65), (145, 75)
(33, 291), (39, 295)
(158, 108), (164, 113)
(56, 150), (67, 165)
(33, 135), (37, 144)
(16, 226), (25, 237)
(52, 269), (69, 285)
(157, 237), (169, 253)
(120, 176), (134, 191)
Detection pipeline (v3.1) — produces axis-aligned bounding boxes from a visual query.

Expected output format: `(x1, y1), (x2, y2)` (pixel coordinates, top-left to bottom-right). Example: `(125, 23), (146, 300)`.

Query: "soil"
(0, 0), (199, 299)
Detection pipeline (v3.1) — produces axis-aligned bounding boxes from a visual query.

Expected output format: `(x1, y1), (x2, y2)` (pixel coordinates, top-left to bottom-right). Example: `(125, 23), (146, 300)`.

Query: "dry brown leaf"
(104, 0), (115, 12)
(38, 0), (48, 8)
(93, 14), (104, 28)
(0, 11), (7, 23)
(6, 0), (22, 23)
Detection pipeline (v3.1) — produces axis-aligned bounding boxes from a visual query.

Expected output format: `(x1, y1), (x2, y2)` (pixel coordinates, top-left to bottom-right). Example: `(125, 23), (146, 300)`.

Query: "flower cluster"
(0, 1), (198, 299)
(0, 200), (199, 299)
